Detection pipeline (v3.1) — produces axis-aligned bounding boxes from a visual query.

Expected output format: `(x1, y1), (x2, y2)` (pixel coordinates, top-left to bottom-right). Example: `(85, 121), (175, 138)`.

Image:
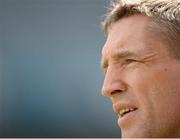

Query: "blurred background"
(0, 0), (120, 137)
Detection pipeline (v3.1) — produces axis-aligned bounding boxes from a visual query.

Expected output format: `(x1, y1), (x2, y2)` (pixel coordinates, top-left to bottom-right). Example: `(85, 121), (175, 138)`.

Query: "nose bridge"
(102, 65), (127, 97)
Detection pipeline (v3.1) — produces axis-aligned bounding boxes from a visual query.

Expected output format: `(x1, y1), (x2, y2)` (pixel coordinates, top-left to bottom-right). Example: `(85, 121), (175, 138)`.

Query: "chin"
(121, 128), (153, 138)
(122, 133), (150, 138)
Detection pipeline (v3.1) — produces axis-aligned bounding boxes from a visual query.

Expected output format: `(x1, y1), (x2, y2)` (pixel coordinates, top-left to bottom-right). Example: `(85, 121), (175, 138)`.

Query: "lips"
(119, 107), (137, 117)
(113, 103), (138, 117)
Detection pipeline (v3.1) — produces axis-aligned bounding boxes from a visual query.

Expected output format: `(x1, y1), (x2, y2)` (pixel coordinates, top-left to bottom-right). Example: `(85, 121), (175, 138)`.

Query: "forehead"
(102, 15), (163, 57)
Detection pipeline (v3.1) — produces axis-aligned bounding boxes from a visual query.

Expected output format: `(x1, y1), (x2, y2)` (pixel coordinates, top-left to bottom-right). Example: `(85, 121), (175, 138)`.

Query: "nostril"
(111, 90), (123, 95)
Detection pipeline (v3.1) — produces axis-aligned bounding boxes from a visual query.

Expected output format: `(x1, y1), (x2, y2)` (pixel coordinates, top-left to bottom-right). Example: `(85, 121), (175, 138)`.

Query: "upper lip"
(113, 102), (138, 116)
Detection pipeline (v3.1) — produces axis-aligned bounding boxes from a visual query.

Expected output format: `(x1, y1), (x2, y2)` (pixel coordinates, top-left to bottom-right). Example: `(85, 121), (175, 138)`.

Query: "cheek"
(127, 67), (180, 101)
(129, 67), (180, 133)
(125, 68), (158, 115)
(125, 68), (174, 114)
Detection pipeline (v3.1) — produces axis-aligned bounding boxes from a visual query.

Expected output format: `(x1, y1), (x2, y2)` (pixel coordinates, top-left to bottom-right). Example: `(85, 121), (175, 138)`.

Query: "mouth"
(113, 103), (138, 117)
(118, 107), (138, 117)
(113, 103), (138, 127)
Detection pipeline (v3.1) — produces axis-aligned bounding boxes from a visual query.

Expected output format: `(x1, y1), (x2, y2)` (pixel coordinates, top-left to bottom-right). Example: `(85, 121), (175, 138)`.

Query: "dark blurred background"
(0, 0), (120, 137)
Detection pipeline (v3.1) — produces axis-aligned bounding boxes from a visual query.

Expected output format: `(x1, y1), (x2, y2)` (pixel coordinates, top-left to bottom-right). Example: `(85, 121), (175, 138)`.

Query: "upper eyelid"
(101, 54), (139, 74)
(102, 59), (137, 75)
(125, 58), (137, 62)
(101, 51), (138, 67)
(101, 58), (130, 71)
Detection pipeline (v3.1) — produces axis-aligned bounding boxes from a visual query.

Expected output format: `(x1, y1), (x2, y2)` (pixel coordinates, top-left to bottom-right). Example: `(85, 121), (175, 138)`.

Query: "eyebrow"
(101, 51), (138, 70)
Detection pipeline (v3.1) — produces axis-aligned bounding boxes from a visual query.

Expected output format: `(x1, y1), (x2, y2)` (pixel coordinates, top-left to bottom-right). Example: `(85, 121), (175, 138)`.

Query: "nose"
(102, 67), (127, 97)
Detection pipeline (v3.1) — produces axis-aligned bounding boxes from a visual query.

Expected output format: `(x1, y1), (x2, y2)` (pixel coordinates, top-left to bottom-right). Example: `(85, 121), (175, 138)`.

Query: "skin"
(101, 14), (180, 138)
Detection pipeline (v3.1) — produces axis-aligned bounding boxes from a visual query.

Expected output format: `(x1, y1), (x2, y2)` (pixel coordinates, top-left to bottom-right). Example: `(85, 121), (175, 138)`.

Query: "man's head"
(101, 0), (180, 138)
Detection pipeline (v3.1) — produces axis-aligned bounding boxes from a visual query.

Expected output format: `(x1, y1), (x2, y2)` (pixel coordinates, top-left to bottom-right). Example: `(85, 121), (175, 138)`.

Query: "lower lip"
(118, 109), (138, 127)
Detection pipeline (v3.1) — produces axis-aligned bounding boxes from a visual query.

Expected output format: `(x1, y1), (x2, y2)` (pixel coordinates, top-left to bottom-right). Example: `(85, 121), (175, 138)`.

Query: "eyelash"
(125, 59), (137, 64)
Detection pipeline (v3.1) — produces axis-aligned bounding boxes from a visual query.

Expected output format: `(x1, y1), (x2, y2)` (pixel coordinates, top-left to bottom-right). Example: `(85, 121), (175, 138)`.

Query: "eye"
(125, 59), (137, 64)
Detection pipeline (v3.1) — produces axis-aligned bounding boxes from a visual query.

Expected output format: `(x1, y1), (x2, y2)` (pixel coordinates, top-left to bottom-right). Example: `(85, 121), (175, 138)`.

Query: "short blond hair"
(102, 0), (180, 58)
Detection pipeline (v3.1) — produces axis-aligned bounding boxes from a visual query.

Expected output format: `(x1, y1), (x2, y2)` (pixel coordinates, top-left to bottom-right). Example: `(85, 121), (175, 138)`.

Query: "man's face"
(101, 15), (180, 138)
